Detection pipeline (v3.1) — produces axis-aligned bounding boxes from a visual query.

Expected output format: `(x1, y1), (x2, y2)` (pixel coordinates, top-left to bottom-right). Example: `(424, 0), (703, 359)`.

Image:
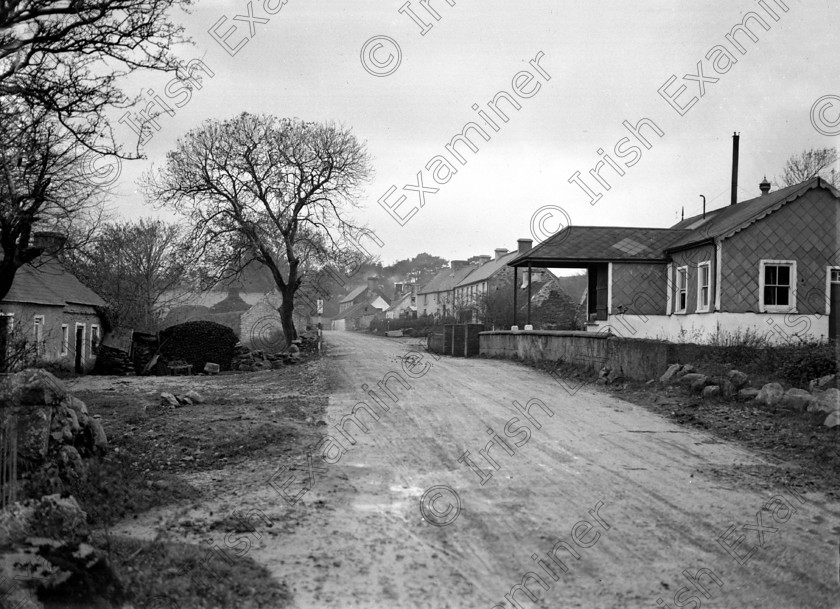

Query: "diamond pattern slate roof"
(2, 259), (106, 307)
(665, 177), (834, 250)
(510, 227), (690, 266)
(509, 177), (839, 267)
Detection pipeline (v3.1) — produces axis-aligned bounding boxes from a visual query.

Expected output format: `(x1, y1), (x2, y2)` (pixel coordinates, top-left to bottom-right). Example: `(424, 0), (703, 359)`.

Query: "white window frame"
(826, 266), (840, 315)
(696, 261), (711, 313)
(675, 266), (688, 314)
(90, 324), (100, 353)
(74, 322), (86, 363)
(759, 260), (797, 313)
(61, 324), (69, 356)
(33, 315), (45, 357)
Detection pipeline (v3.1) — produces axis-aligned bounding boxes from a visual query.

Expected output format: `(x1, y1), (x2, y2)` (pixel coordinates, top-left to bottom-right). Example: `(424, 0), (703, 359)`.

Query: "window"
(697, 261), (711, 312)
(760, 261), (796, 312)
(675, 266), (688, 313)
(90, 325), (100, 354)
(831, 268), (840, 283)
(61, 324), (69, 356)
(33, 315), (44, 356)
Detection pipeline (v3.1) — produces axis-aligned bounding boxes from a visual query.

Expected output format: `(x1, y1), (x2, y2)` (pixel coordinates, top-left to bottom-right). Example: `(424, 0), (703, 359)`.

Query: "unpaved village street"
(111, 331), (839, 608)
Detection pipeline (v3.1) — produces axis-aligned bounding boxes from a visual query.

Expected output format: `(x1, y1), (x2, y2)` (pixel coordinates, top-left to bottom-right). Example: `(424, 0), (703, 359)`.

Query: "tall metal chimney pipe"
(731, 132), (740, 206)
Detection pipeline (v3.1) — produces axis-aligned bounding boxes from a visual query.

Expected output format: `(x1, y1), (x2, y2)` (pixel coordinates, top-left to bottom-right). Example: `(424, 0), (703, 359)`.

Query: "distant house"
(0, 258), (107, 373)
(385, 284), (417, 320)
(454, 247), (553, 324)
(509, 177), (840, 343)
(331, 277), (390, 331)
(417, 261), (477, 318)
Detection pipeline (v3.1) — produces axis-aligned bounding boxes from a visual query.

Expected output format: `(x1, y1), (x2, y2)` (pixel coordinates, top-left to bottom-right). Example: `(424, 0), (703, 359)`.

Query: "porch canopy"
(507, 226), (689, 326)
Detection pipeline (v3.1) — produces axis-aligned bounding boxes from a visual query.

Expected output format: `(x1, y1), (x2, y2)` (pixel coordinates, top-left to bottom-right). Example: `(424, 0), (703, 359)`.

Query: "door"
(0, 317), (8, 373)
(74, 326), (84, 374)
(829, 268), (840, 342)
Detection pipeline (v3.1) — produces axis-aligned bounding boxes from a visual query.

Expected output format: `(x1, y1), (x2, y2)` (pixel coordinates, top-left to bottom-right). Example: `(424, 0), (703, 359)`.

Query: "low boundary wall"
(480, 330), (682, 381)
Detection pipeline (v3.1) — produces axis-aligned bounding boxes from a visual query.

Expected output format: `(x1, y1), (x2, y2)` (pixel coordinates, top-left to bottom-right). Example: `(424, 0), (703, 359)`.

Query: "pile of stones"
(0, 369), (107, 479)
(659, 364), (839, 428)
(230, 342), (301, 372)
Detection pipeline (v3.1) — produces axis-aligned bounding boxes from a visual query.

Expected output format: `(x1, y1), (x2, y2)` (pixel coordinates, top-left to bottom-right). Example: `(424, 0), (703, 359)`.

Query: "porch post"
(512, 266), (518, 328)
(527, 263), (532, 327)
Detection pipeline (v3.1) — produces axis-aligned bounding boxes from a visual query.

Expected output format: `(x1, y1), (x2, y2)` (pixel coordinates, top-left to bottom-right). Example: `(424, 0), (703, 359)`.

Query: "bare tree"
(776, 147), (838, 187)
(1, 0), (191, 153)
(144, 113), (374, 345)
(65, 218), (191, 332)
(0, 100), (108, 300)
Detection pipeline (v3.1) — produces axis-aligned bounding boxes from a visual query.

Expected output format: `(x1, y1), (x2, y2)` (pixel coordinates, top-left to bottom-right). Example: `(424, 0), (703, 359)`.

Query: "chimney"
(367, 276), (378, 291)
(517, 238), (533, 254)
(475, 255), (491, 265)
(451, 260), (468, 272)
(394, 283), (403, 298)
(30, 231), (67, 256)
(759, 176), (771, 196)
(495, 248), (509, 261)
(731, 132), (740, 206)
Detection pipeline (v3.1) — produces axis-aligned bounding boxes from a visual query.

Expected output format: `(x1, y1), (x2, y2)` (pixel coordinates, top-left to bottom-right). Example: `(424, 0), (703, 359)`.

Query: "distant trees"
(383, 253), (447, 285)
(145, 113), (373, 345)
(66, 218), (190, 332)
(776, 147), (837, 187)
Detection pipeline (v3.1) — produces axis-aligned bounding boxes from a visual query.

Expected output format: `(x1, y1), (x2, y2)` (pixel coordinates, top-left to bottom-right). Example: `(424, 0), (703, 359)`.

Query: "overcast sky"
(111, 0), (839, 266)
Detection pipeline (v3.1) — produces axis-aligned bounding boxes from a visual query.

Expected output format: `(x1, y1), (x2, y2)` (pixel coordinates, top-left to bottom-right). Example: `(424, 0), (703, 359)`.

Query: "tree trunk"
(280, 283), (297, 347)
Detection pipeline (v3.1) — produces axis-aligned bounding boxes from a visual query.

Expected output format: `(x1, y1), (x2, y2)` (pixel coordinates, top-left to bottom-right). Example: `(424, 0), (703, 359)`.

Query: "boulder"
(738, 387), (760, 401)
(676, 364), (696, 378)
(62, 395), (89, 427)
(810, 388), (840, 414)
(679, 373), (707, 387)
(88, 417), (108, 455)
(185, 390), (204, 404)
(780, 388), (816, 412)
(58, 445), (86, 479)
(708, 377), (736, 399)
(660, 364), (682, 383)
(0, 494), (88, 547)
(13, 407), (51, 461)
(825, 410), (840, 428)
(204, 362), (220, 375)
(690, 377), (709, 395)
(16, 369), (68, 406)
(755, 382), (784, 407)
(160, 393), (179, 408)
(809, 374), (836, 392)
(728, 370), (749, 390)
(702, 386), (721, 400)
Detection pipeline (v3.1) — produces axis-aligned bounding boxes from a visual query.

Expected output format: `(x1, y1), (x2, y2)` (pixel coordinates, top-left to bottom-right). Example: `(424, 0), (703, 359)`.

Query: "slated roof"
(332, 297), (387, 320)
(456, 251), (520, 287)
(665, 177), (835, 250)
(418, 264), (477, 295)
(3, 259), (106, 307)
(340, 285), (368, 304)
(510, 227), (690, 266)
(385, 291), (412, 312)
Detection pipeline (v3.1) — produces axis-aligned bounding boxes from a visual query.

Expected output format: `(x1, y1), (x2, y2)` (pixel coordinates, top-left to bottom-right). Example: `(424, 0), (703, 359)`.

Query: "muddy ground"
(63, 332), (840, 608)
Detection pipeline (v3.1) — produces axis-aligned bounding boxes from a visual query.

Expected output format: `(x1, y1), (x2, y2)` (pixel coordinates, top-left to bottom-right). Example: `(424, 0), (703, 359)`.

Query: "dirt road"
(115, 331), (840, 608)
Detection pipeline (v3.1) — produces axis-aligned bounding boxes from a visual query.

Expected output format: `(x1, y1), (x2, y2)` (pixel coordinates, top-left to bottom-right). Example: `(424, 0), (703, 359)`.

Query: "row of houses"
(328, 246), (557, 331)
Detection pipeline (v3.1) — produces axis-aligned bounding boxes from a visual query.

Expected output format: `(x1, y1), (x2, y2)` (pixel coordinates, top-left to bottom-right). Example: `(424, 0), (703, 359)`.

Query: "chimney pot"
(517, 239), (533, 254)
(367, 276), (378, 291)
(759, 176), (771, 195)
